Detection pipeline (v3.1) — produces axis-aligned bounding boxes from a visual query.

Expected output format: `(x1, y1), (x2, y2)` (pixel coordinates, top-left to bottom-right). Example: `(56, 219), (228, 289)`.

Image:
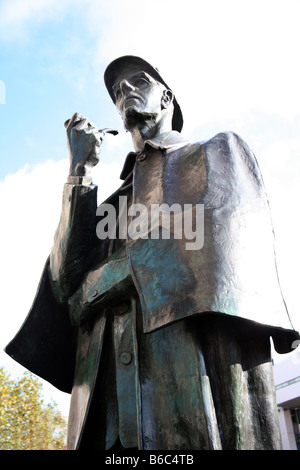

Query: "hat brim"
(104, 55), (183, 132)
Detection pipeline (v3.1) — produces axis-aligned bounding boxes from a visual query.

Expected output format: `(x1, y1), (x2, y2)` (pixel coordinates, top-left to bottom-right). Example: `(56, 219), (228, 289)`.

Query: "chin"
(123, 108), (143, 129)
(124, 108), (158, 130)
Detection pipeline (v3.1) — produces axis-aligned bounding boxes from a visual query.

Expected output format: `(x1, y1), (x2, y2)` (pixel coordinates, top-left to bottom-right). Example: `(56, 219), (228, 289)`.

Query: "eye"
(133, 77), (149, 87)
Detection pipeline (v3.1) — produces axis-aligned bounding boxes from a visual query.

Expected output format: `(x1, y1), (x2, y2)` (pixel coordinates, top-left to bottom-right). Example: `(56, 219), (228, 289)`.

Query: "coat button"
(119, 352), (132, 365)
(137, 153), (147, 161)
(115, 301), (130, 315)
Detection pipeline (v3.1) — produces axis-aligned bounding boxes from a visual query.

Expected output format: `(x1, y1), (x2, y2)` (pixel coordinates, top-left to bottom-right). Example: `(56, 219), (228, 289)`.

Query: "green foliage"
(0, 367), (67, 450)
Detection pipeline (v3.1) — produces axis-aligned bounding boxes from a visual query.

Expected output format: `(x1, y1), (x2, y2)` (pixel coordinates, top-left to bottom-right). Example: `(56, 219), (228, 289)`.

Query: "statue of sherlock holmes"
(6, 56), (299, 450)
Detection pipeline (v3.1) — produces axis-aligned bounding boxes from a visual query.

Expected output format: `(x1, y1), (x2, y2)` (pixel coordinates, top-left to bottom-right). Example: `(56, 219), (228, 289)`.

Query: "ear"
(161, 89), (173, 109)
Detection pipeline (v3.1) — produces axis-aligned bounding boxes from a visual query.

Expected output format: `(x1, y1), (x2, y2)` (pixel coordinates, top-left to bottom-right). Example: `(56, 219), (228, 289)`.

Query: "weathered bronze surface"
(6, 55), (299, 450)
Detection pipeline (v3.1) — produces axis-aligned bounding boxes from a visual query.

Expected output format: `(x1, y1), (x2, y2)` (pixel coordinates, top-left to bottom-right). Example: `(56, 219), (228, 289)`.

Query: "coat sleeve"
(50, 183), (100, 301)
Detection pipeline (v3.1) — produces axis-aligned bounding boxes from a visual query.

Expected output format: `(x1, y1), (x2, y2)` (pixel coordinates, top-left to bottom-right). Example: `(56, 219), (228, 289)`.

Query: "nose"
(119, 79), (135, 94)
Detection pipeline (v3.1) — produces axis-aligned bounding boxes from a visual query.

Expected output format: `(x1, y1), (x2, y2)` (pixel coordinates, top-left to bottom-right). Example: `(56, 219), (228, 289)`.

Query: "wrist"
(69, 161), (86, 175)
(68, 162), (93, 186)
(67, 175), (93, 186)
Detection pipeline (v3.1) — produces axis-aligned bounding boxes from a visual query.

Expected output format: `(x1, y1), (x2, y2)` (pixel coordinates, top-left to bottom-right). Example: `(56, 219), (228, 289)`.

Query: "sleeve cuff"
(67, 175), (93, 186)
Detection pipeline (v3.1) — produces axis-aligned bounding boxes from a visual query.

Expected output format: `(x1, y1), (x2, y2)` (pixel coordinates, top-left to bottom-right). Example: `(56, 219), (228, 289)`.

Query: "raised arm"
(50, 113), (117, 301)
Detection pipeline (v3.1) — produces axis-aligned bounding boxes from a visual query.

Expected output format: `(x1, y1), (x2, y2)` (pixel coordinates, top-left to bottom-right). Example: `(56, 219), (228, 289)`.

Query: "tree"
(0, 367), (67, 450)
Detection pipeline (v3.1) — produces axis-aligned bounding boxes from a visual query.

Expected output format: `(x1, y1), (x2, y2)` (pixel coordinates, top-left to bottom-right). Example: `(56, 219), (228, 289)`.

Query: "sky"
(0, 0), (300, 415)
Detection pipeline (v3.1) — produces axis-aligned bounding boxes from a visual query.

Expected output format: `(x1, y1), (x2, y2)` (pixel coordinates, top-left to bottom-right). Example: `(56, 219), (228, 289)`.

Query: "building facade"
(273, 347), (300, 450)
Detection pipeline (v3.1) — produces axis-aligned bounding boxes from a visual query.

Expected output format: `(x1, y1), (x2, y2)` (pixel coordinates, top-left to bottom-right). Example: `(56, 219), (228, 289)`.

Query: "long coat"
(6, 130), (298, 449)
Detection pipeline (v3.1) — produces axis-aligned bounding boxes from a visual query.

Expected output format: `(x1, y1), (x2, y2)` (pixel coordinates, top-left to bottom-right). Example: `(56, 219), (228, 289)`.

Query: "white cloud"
(2, 0), (300, 125)
(0, 156), (122, 411)
(257, 137), (300, 335)
(86, 0), (300, 129)
(0, 0), (70, 41)
(0, 156), (122, 338)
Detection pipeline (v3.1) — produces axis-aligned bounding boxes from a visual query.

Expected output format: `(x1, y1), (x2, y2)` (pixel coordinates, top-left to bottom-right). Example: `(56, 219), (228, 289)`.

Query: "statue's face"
(112, 70), (168, 127)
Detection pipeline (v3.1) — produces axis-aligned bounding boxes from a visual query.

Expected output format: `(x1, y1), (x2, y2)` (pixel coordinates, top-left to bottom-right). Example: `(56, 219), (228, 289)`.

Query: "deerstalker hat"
(104, 55), (183, 132)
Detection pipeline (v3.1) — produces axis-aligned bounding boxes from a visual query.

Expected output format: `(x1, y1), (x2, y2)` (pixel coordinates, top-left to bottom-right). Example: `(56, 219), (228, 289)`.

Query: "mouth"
(122, 95), (141, 109)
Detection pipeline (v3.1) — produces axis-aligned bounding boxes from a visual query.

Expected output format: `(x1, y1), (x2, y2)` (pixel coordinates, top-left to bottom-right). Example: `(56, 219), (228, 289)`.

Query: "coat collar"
(120, 131), (189, 180)
(143, 130), (189, 152)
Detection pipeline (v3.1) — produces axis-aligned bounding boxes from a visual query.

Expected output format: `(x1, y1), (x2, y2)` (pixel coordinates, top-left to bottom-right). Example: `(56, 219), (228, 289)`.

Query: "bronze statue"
(6, 56), (299, 450)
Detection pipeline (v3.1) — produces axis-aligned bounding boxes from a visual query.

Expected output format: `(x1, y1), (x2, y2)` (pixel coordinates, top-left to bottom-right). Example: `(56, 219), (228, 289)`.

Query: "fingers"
(74, 119), (98, 132)
(93, 131), (105, 143)
(83, 130), (103, 146)
(86, 147), (101, 168)
(65, 114), (119, 137)
(65, 113), (96, 134)
(64, 112), (84, 130)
